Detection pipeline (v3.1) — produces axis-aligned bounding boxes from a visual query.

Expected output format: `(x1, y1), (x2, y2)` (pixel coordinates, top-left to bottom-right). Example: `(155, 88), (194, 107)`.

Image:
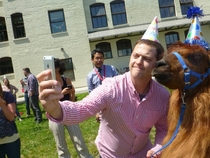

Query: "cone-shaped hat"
(184, 7), (209, 49)
(141, 16), (159, 42)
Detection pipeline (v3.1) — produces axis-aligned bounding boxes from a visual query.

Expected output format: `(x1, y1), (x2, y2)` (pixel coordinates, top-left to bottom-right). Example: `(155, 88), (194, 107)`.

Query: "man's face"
(92, 52), (104, 68)
(23, 70), (27, 77)
(129, 43), (157, 79)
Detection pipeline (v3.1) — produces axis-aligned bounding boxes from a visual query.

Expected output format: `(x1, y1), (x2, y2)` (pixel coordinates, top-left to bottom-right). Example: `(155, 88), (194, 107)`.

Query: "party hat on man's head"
(141, 16), (159, 43)
(184, 6), (209, 50)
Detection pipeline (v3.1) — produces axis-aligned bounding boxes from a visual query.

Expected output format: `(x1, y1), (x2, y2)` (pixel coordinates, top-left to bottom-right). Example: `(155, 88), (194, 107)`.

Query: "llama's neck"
(162, 87), (210, 157)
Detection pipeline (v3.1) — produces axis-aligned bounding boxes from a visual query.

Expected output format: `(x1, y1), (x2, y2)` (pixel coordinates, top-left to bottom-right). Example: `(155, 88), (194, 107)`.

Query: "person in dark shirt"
(0, 82), (20, 158)
(48, 58), (93, 158)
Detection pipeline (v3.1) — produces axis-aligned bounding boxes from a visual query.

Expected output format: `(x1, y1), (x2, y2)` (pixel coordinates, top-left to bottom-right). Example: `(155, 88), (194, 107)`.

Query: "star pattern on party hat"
(184, 6), (209, 50)
(141, 16), (159, 43)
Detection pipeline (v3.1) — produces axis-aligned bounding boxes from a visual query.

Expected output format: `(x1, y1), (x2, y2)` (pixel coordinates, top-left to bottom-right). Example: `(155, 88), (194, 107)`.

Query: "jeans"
(29, 95), (42, 122)
(0, 138), (20, 158)
(24, 92), (30, 115)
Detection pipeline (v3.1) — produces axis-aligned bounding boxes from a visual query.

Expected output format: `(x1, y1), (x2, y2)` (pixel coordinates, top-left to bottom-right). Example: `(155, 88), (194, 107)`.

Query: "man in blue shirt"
(87, 49), (119, 93)
(87, 49), (118, 121)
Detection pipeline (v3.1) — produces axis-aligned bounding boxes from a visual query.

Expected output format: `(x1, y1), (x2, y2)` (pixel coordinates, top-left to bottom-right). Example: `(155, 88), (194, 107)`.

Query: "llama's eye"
(187, 54), (202, 65)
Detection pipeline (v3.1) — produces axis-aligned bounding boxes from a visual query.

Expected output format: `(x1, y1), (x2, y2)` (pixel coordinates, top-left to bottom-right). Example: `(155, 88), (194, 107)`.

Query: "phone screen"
(67, 85), (72, 89)
(43, 56), (56, 80)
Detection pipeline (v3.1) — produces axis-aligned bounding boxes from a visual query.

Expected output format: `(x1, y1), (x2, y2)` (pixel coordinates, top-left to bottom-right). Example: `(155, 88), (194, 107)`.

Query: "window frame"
(0, 57), (14, 75)
(0, 17), (8, 42)
(90, 3), (107, 29)
(180, 0), (193, 15)
(59, 58), (75, 81)
(165, 31), (180, 48)
(184, 29), (189, 38)
(110, 0), (127, 26)
(11, 13), (26, 39)
(116, 39), (132, 57)
(48, 9), (67, 34)
(158, 0), (175, 18)
(96, 42), (113, 59)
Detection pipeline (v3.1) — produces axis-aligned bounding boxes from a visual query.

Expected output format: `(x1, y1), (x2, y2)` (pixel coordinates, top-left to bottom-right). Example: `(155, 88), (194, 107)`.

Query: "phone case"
(43, 56), (56, 80)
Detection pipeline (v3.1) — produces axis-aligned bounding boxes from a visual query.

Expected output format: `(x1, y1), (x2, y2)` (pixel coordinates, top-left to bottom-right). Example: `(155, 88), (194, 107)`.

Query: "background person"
(0, 82), (21, 158)
(2, 77), (22, 121)
(23, 68), (42, 124)
(49, 58), (93, 158)
(87, 48), (118, 93)
(87, 48), (118, 121)
(20, 77), (30, 118)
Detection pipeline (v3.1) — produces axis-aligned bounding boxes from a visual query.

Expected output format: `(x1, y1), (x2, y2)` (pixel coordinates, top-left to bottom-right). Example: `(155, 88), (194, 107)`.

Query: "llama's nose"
(156, 59), (167, 68)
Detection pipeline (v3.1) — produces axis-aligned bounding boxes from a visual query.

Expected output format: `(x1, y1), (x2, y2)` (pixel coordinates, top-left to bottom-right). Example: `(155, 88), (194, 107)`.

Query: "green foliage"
(16, 93), (156, 158)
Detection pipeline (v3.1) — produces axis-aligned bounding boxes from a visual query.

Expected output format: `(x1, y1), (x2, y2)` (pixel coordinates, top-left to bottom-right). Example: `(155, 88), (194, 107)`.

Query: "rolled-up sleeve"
(47, 78), (115, 125)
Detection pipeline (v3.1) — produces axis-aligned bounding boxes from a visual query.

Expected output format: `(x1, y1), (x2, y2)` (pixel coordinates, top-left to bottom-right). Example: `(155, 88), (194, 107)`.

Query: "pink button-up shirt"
(48, 72), (170, 158)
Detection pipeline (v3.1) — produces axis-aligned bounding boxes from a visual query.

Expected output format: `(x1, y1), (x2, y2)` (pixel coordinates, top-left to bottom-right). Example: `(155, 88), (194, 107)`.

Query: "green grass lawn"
(16, 92), (156, 158)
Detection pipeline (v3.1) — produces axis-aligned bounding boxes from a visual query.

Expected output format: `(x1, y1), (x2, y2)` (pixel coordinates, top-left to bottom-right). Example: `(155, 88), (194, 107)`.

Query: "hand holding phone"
(67, 85), (72, 89)
(43, 56), (56, 80)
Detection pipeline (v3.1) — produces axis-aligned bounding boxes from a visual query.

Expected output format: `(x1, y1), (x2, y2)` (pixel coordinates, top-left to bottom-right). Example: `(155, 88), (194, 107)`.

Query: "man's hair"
(23, 67), (31, 73)
(134, 39), (164, 61)
(91, 48), (104, 60)
(54, 58), (66, 75)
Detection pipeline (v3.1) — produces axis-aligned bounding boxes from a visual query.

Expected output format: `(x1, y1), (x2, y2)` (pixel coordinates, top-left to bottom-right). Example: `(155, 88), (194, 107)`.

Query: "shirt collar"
(126, 71), (154, 96)
(95, 65), (104, 71)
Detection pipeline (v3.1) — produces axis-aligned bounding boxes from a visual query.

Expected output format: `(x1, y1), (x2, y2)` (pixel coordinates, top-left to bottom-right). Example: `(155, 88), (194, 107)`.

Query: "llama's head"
(153, 41), (210, 90)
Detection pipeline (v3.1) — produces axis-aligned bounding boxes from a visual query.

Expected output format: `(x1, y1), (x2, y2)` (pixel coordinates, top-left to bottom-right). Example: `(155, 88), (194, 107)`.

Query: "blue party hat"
(184, 7), (209, 50)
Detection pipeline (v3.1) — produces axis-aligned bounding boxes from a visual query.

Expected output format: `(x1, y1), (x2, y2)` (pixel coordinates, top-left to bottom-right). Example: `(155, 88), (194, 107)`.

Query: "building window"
(11, 13), (26, 39)
(0, 57), (14, 75)
(110, 0), (127, 26)
(48, 9), (67, 34)
(90, 3), (107, 28)
(117, 39), (132, 57)
(96, 42), (113, 59)
(184, 29), (189, 38)
(0, 17), (8, 42)
(158, 0), (175, 18)
(165, 32), (179, 48)
(180, 0), (193, 15)
(60, 58), (75, 81)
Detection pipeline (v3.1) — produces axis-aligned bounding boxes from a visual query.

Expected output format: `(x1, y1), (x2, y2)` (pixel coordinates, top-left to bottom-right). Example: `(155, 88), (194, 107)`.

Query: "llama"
(153, 41), (210, 158)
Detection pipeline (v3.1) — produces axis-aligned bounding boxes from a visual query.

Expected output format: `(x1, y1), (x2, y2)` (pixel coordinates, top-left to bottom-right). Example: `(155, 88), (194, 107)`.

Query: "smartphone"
(43, 56), (56, 80)
(67, 85), (72, 89)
